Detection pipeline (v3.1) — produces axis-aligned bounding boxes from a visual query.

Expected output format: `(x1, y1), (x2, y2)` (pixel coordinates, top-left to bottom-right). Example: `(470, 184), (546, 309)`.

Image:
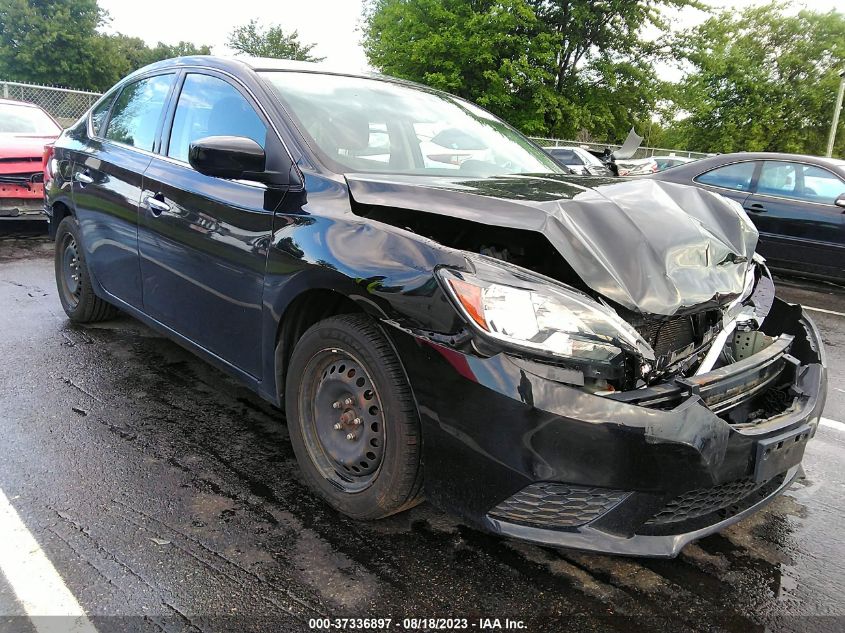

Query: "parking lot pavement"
(1, 234), (844, 633)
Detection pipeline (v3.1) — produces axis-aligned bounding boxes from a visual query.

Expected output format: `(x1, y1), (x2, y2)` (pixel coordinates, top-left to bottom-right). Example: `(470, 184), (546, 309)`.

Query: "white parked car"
(614, 156), (658, 176)
(654, 155), (697, 171)
(543, 146), (613, 176)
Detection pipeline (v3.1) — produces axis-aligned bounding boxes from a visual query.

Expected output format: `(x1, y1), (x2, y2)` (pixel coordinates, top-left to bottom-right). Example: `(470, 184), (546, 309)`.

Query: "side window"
(105, 74), (174, 150)
(757, 161), (798, 197)
(800, 165), (845, 204)
(696, 161), (756, 191)
(90, 91), (116, 137)
(167, 74), (267, 164)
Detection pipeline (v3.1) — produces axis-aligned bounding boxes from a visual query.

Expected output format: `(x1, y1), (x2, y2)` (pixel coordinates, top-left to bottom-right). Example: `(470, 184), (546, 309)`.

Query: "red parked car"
(0, 99), (62, 220)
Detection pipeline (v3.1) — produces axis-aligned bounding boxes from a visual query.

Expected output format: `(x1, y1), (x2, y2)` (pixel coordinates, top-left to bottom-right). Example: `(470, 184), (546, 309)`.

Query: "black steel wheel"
(58, 231), (82, 309)
(305, 350), (385, 491)
(54, 216), (118, 323)
(285, 314), (424, 519)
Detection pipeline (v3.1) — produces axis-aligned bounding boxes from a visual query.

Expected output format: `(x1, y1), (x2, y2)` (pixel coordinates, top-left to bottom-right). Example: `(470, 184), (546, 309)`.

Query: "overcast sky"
(98, 0), (842, 75)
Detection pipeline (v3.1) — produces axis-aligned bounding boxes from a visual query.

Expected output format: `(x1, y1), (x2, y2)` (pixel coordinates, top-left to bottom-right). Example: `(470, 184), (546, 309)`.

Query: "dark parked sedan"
(45, 57), (826, 557)
(652, 152), (845, 282)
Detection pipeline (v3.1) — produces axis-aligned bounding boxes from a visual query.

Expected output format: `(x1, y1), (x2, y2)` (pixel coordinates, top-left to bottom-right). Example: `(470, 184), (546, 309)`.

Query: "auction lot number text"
(309, 618), (526, 630)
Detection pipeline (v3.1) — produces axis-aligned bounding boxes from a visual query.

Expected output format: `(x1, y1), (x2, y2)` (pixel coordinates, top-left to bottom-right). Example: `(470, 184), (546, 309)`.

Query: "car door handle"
(74, 172), (94, 185)
(144, 194), (171, 217)
(744, 202), (767, 213)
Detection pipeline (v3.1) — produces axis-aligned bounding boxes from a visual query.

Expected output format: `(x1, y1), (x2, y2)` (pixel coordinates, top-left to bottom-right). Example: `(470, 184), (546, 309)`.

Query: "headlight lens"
(438, 257), (654, 364)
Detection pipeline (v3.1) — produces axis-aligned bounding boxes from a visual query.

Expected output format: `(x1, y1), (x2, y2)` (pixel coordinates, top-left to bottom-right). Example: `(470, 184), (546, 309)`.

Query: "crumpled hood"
(345, 173), (759, 316)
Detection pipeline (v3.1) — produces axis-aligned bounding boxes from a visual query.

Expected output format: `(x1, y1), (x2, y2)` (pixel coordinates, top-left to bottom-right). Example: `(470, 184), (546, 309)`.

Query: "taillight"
(651, 163), (658, 173)
(42, 143), (55, 183)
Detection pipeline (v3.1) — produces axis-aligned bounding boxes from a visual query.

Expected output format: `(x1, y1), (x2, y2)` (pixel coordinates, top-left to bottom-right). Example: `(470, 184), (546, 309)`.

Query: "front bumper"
(0, 183), (46, 219)
(385, 298), (826, 557)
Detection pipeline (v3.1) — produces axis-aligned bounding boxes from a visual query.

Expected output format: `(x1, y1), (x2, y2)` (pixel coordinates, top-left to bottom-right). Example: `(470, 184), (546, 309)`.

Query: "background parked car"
(614, 156), (658, 176)
(652, 152), (845, 282)
(543, 145), (613, 176)
(654, 155), (696, 171)
(0, 99), (61, 220)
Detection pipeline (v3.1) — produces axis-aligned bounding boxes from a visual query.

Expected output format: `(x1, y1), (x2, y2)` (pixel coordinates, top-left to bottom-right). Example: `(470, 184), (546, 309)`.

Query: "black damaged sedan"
(44, 57), (827, 557)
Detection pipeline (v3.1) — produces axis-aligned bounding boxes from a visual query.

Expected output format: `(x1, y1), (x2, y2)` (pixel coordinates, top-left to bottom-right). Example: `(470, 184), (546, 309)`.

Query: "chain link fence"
(529, 136), (712, 160)
(1, 81), (101, 127)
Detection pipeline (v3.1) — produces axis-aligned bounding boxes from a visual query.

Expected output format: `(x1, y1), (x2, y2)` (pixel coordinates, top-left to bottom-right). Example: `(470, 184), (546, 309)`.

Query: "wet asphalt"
(1, 226), (844, 633)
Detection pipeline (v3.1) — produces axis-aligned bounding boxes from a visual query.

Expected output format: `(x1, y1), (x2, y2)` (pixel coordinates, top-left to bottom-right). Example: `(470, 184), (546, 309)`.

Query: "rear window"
(0, 103), (61, 135)
(90, 91), (117, 137)
(549, 149), (580, 164)
(696, 162), (756, 191)
(105, 74), (174, 151)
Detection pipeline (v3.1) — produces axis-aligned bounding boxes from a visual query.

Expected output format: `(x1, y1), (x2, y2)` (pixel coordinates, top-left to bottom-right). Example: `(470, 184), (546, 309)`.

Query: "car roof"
(696, 152), (844, 168)
(129, 55), (414, 87)
(684, 152), (845, 175)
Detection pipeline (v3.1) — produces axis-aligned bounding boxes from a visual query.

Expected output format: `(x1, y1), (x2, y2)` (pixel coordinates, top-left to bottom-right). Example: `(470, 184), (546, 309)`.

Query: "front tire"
(54, 216), (117, 323)
(285, 314), (424, 519)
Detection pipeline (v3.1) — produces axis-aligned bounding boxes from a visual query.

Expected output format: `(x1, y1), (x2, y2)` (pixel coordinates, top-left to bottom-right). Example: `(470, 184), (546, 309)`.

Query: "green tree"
(106, 34), (211, 79)
(0, 0), (212, 91)
(363, 0), (557, 134)
(362, 0), (699, 139)
(666, 3), (845, 155)
(0, 0), (113, 89)
(227, 19), (324, 62)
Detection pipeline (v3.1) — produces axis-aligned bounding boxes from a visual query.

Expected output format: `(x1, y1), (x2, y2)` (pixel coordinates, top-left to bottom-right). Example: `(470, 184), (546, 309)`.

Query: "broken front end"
(350, 175), (826, 556)
(383, 247), (826, 557)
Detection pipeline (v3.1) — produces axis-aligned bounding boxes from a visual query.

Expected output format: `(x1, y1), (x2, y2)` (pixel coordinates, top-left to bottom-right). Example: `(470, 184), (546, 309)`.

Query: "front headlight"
(438, 257), (654, 364)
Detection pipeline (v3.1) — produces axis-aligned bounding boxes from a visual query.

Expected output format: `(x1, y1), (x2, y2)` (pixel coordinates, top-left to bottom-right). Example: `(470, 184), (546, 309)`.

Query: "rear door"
(743, 160), (845, 276)
(138, 70), (286, 377)
(70, 73), (176, 308)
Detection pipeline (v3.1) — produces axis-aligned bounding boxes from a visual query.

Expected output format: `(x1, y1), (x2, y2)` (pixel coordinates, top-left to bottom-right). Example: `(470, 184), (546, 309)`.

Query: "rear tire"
(285, 314), (424, 519)
(54, 216), (118, 323)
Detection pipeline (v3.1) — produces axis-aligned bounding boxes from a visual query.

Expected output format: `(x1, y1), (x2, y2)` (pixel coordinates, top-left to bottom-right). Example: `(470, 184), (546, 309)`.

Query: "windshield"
(0, 103), (61, 135)
(261, 72), (563, 177)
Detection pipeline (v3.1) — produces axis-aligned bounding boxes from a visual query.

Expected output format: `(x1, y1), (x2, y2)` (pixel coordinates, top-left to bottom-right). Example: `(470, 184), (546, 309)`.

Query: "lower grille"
(646, 473), (786, 526)
(488, 483), (629, 529)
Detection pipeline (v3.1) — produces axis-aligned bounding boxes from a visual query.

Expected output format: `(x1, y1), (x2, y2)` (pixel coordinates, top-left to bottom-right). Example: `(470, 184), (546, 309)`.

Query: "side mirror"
(836, 193), (845, 209)
(189, 136), (266, 181)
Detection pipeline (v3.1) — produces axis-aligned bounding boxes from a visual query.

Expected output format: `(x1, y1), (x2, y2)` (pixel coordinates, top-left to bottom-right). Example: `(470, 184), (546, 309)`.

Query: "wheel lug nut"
(344, 397), (354, 406)
(332, 401), (341, 409)
(346, 432), (356, 441)
(353, 417), (361, 426)
(333, 422), (343, 430)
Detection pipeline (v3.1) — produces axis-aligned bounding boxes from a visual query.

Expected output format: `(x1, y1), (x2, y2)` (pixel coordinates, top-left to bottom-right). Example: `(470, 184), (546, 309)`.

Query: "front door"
(138, 71), (283, 377)
(744, 160), (845, 277)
